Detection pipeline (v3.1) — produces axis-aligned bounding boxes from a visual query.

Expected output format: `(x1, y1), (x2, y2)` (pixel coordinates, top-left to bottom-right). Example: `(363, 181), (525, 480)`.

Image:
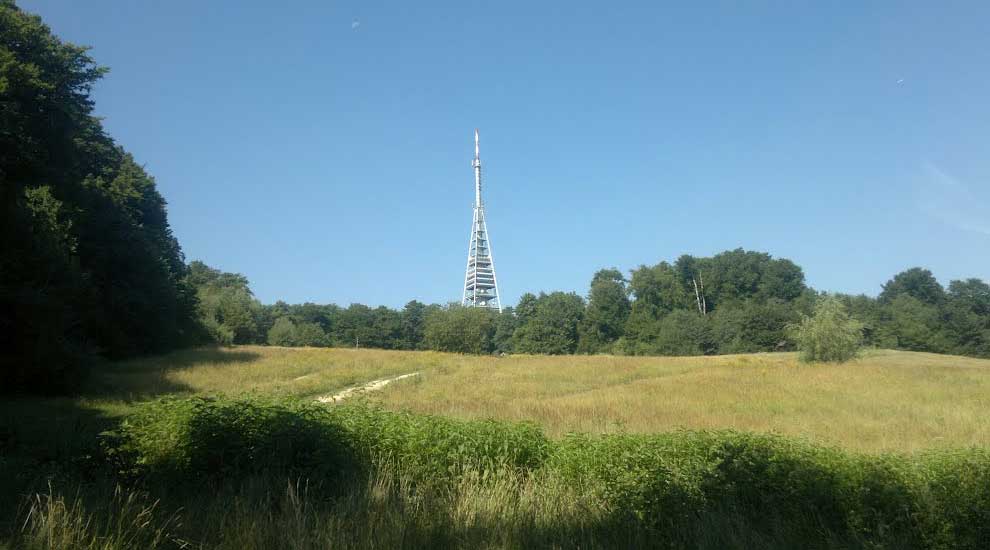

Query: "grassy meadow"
(377, 349), (990, 452)
(66, 345), (990, 452)
(4, 345), (990, 549)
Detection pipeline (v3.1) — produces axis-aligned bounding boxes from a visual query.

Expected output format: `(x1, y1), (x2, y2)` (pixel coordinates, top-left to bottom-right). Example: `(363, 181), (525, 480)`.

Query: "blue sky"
(23, 1), (990, 307)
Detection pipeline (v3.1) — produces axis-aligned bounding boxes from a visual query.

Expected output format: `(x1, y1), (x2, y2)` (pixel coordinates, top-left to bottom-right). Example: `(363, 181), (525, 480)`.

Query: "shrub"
(789, 297), (864, 362)
(103, 396), (990, 548)
(653, 310), (715, 356)
(267, 317), (296, 346)
(326, 403), (552, 481)
(422, 305), (497, 354)
(108, 396), (550, 488)
(107, 396), (361, 487)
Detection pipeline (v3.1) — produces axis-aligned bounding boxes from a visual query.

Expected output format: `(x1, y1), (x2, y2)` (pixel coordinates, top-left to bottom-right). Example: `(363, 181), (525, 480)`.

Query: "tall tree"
(187, 261), (261, 345)
(423, 305), (497, 354)
(1, 3), (200, 392)
(577, 268), (631, 353)
(513, 292), (585, 355)
(879, 268), (945, 306)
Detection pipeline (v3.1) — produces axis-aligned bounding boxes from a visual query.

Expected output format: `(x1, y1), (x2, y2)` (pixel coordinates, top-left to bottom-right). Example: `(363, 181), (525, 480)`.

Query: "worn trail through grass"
(316, 372), (421, 402)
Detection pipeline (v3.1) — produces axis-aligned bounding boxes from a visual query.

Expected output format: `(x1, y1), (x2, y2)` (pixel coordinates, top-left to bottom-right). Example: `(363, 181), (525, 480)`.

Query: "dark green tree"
(711, 299), (799, 354)
(879, 268), (945, 306)
(877, 295), (946, 352)
(399, 300), (430, 349)
(423, 305), (497, 354)
(187, 261), (261, 345)
(577, 268), (631, 353)
(513, 292), (585, 355)
(1, 3), (200, 392)
(653, 310), (714, 356)
(493, 307), (518, 354)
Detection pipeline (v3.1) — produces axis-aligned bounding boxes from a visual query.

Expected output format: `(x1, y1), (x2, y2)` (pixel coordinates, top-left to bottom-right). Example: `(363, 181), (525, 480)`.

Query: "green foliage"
(790, 297), (864, 363)
(266, 317), (296, 346)
(577, 268), (631, 353)
(422, 305), (497, 354)
(102, 395), (990, 548)
(399, 300), (430, 349)
(654, 310), (714, 356)
(880, 268), (946, 306)
(513, 292), (585, 354)
(294, 322), (328, 347)
(110, 395), (550, 487)
(109, 396), (360, 486)
(943, 280), (990, 356)
(618, 310), (714, 356)
(492, 307), (518, 354)
(264, 317), (328, 347)
(628, 261), (691, 319)
(704, 249), (807, 307)
(187, 261), (262, 345)
(711, 299), (799, 354)
(331, 403), (551, 482)
(878, 295), (947, 353)
(1, 3), (200, 393)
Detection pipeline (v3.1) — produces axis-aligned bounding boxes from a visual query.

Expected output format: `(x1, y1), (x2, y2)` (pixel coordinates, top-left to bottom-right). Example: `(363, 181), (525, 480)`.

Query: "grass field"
(376, 349), (990, 452)
(4, 346), (990, 549)
(72, 345), (990, 452)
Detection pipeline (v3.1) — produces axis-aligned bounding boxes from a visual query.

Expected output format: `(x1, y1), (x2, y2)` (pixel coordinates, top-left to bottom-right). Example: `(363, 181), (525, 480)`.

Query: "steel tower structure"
(461, 129), (502, 312)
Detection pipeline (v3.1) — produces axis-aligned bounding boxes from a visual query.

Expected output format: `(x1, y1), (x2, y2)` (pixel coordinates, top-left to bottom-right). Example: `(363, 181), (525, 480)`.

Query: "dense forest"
(0, 2), (201, 393)
(2, 0), (988, 396)
(188, 253), (990, 360)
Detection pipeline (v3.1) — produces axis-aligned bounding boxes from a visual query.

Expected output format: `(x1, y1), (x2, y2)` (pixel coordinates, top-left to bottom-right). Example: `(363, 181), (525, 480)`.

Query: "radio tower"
(462, 129), (502, 312)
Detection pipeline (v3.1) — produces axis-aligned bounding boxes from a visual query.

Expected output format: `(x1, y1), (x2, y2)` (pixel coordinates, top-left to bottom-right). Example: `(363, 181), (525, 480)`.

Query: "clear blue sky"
(23, 1), (990, 307)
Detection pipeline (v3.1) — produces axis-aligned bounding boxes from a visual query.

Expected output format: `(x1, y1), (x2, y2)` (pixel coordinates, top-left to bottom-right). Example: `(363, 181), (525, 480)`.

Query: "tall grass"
(64, 345), (990, 452)
(6, 347), (990, 548)
(17, 469), (616, 550)
(18, 395), (983, 549)
(376, 349), (990, 451)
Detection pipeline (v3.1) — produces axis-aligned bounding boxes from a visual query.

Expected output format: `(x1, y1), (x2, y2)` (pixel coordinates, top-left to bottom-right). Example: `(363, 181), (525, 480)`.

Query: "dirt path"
(315, 372), (420, 403)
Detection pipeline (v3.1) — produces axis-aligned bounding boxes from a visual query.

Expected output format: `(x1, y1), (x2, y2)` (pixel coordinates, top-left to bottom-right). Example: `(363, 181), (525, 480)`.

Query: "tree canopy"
(1, 2), (200, 392)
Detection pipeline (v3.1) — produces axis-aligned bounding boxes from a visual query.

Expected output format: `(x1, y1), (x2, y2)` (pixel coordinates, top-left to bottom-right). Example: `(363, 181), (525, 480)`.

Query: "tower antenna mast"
(461, 129), (502, 312)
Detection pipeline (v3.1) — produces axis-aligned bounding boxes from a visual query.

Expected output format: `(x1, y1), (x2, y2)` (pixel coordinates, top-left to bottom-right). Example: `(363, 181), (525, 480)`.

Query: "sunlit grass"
(89, 345), (439, 400)
(74, 345), (990, 453)
(6, 346), (990, 548)
(374, 349), (990, 452)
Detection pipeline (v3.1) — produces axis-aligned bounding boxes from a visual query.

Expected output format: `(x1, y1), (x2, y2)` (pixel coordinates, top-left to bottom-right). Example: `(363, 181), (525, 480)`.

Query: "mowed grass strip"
(374, 350), (990, 452)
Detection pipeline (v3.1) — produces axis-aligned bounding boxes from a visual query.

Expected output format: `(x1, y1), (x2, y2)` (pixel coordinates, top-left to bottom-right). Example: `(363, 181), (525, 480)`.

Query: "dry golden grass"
(88, 346), (990, 452)
(374, 349), (990, 453)
(91, 345), (439, 400)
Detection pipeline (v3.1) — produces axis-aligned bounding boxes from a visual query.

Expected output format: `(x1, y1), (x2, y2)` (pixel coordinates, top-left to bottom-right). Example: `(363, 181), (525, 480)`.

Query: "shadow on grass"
(0, 396), (117, 539)
(1, 346), (260, 541)
(84, 345), (261, 399)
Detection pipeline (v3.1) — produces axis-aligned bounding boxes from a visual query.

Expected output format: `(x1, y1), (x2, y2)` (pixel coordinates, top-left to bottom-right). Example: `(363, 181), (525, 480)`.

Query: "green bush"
(107, 396), (360, 487)
(104, 395), (990, 548)
(790, 297), (864, 362)
(109, 396), (550, 487)
(310, 402), (551, 481)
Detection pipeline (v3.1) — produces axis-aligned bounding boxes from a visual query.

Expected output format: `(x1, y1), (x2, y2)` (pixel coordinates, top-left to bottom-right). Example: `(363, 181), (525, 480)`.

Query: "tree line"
(188, 251), (990, 360)
(1, 2), (201, 393)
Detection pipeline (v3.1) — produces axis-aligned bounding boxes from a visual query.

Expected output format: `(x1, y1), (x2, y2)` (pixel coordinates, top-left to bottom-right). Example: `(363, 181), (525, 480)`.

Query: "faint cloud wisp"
(918, 161), (990, 236)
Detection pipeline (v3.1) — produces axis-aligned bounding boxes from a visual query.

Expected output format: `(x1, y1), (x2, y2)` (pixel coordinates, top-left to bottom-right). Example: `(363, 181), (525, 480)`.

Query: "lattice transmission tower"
(461, 129), (502, 312)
